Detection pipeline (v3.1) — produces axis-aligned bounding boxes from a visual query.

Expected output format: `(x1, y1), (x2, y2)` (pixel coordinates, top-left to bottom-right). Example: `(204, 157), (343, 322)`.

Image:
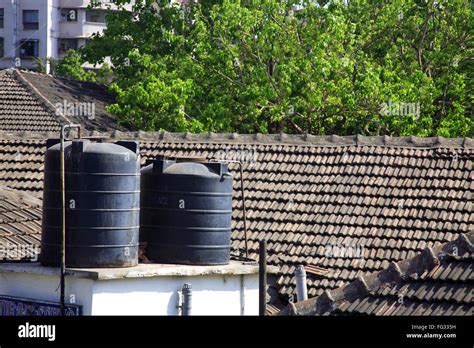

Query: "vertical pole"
(60, 126), (66, 316)
(182, 283), (192, 316)
(12, 0), (17, 69)
(239, 162), (249, 258)
(259, 240), (267, 316)
(59, 124), (80, 316)
(295, 265), (308, 301)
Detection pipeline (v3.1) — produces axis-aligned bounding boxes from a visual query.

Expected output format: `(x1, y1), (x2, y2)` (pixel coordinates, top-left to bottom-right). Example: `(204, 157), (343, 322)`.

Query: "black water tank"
(140, 158), (233, 265)
(41, 139), (140, 268)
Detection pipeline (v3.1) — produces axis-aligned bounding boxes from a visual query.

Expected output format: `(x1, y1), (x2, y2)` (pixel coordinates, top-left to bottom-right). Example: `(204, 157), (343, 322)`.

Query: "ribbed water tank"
(40, 139), (140, 268)
(140, 158), (233, 265)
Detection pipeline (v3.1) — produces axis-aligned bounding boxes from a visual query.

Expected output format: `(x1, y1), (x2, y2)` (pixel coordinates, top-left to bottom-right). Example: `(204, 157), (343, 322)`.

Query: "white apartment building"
(0, 0), (132, 72)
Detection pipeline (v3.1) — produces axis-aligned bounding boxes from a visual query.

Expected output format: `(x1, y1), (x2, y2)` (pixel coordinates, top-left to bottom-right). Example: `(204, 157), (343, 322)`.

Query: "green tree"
(53, 49), (97, 82)
(94, 63), (114, 85)
(81, 0), (473, 136)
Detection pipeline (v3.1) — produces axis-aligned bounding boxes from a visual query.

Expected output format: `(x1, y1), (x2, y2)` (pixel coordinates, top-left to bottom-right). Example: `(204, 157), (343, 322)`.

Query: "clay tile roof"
(0, 185), (42, 261)
(0, 131), (472, 311)
(0, 69), (129, 133)
(277, 231), (473, 316)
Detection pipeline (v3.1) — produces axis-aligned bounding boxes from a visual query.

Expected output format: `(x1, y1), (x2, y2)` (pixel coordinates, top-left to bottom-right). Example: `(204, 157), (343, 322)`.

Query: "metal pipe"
(295, 265), (308, 301)
(259, 240), (267, 316)
(182, 283), (192, 316)
(60, 128), (66, 316)
(59, 124), (81, 316)
(240, 274), (245, 315)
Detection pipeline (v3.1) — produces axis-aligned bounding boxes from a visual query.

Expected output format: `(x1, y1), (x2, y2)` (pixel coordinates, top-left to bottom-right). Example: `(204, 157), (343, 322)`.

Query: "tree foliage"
(53, 49), (113, 85)
(53, 50), (97, 81)
(81, 0), (473, 136)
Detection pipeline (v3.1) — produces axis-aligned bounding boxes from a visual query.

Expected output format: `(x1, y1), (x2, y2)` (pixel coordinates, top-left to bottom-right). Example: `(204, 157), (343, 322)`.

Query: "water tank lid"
(46, 139), (138, 157)
(148, 158), (228, 177)
(152, 155), (208, 163)
(175, 156), (207, 163)
(164, 162), (218, 176)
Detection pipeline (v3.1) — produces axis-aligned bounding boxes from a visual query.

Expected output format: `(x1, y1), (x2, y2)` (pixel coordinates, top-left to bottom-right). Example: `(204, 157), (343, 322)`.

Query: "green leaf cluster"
(79, 0), (473, 136)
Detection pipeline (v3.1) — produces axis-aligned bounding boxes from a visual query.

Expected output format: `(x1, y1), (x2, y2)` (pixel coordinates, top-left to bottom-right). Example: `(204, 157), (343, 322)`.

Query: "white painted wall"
(0, 0), (56, 70)
(91, 274), (259, 315)
(0, 272), (94, 315)
(48, 0), (59, 70)
(0, 0), (129, 70)
(0, 271), (260, 316)
(0, 0), (15, 67)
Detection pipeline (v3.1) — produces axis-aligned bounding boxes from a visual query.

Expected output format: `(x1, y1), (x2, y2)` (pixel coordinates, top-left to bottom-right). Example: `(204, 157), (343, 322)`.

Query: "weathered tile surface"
(0, 132), (472, 309)
(0, 69), (128, 132)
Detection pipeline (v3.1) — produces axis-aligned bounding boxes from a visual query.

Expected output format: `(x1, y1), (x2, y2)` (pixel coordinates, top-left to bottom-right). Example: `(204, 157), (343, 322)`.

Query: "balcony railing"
(58, 0), (133, 10)
(59, 21), (106, 38)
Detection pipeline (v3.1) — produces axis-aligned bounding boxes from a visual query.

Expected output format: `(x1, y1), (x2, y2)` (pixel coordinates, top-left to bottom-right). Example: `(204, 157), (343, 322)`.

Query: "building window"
(0, 38), (4, 58)
(86, 10), (106, 23)
(0, 9), (4, 29)
(58, 39), (78, 54)
(19, 40), (39, 58)
(23, 10), (39, 30)
(60, 8), (77, 22)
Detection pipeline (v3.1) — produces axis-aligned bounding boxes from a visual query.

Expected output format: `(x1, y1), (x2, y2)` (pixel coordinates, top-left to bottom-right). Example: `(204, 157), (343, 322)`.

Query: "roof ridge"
(7, 68), (106, 88)
(13, 70), (72, 126)
(277, 230), (474, 316)
(0, 130), (472, 148)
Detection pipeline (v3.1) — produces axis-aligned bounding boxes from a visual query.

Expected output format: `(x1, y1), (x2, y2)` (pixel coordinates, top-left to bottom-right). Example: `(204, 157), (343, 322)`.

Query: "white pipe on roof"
(295, 265), (308, 302)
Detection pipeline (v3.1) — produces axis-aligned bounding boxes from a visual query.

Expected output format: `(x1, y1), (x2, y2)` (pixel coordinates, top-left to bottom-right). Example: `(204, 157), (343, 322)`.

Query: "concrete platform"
(0, 261), (278, 280)
(0, 261), (279, 315)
